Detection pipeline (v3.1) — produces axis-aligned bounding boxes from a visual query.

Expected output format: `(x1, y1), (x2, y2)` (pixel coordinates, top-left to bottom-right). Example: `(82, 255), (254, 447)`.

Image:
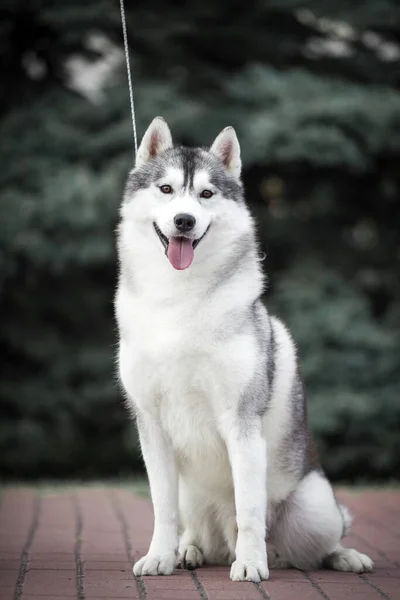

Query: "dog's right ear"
(136, 117), (173, 168)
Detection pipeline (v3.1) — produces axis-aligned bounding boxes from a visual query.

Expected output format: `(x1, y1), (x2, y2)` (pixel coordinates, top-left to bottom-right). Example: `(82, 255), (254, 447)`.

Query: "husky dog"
(115, 117), (373, 582)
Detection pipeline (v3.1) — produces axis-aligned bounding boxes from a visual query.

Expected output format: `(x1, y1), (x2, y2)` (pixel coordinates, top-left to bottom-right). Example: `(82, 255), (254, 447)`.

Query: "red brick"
(0, 538), (30, 556)
(367, 568), (400, 581)
(0, 590), (17, 600)
(0, 489), (36, 541)
(85, 582), (140, 599)
(85, 570), (139, 598)
(79, 489), (129, 570)
(23, 569), (77, 596)
(144, 573), (199, 590)
(261, 581), (322, 600)
(0, 551), (21, 560)
(0, 559), (21, 569)
(269, 568), (306, 581)
(201, 578), (260, 592)
(204, 589), (262, 600)
(150, 593), (201, 600)
(30, 559), (75, 570)
(0, 569), (19, 586)
(312, 569), (367, 583)
(200, 576), (261, 599)
(1, 487), (399, 600)
(317, 581), (383, 599)
(82, 553), (128, 562)
(85, 560), (131, 571)
(143, 573), (202, 599)
(22, 597), (78, 600)
(28, 494), (76, 585)
(363, 577), (400, 598)
(85, 570), (134, 584)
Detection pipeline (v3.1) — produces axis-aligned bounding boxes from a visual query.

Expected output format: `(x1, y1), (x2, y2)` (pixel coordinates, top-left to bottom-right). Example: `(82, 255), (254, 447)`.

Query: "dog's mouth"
(153, 222), (210, 270)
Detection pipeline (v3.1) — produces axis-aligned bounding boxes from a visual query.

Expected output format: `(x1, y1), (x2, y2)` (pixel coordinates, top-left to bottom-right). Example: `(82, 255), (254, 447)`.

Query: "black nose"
(174, 213), (196, 232)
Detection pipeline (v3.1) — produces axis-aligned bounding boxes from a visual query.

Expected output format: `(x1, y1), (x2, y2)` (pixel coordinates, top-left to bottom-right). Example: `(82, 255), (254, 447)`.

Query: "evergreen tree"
(1, 0), (399, 479)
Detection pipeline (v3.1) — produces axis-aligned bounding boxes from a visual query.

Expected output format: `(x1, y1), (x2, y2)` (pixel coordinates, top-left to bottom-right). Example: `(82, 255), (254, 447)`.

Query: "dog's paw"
(267, 545), (292, 569)
(230, 558), (269, 582)
(177, 544), (204, 570)
(133, 552), (176, 576)
(327, 548), (374, 573)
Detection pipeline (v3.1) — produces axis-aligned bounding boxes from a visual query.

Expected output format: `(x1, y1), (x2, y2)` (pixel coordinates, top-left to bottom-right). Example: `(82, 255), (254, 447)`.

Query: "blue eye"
(160, 185), (172, 194)
(200, 189), (213, 199)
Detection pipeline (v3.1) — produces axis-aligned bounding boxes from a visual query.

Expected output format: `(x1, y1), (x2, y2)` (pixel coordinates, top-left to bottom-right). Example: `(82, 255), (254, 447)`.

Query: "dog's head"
(122, 117), (250, 271)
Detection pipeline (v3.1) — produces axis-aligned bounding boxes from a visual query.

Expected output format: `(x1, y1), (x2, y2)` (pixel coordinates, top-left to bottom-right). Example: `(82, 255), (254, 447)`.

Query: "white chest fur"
(117, 281), (258, 490)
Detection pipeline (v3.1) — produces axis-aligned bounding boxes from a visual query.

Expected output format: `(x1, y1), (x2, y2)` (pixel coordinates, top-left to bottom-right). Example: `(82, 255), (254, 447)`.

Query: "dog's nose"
(174, 213), (196, 232)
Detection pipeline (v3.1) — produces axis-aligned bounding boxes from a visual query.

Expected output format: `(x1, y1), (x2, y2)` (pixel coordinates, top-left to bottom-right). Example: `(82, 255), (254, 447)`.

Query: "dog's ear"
(210, 126), (241, 181)
(136, 117), (173, 168)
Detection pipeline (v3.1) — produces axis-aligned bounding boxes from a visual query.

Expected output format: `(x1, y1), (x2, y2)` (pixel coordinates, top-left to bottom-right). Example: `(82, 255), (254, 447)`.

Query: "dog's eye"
(200, 189), (213, 199)
(160, 185), (172, 194)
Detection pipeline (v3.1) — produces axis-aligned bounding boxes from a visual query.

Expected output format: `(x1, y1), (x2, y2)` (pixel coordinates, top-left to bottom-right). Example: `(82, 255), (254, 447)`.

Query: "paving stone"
(0, 486), (398, 600)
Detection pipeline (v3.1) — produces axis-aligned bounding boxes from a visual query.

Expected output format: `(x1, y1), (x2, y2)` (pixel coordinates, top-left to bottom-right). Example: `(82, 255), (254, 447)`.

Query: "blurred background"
(1, 0), (399, 483)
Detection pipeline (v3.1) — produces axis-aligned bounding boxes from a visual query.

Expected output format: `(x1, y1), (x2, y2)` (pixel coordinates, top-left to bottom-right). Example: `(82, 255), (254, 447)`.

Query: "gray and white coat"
(115, 118), (373, 582)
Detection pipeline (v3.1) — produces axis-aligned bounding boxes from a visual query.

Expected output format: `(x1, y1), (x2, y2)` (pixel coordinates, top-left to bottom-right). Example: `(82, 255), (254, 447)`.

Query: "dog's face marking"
(123, 117), (248, 271)
(126, 144), (243, 203)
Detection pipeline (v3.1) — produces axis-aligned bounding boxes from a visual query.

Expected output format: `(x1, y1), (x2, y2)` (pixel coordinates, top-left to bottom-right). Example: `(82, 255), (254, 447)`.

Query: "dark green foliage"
(267, 263), (400, 480)
(0, 88), (140, 478)
(0, 0), (399, 481)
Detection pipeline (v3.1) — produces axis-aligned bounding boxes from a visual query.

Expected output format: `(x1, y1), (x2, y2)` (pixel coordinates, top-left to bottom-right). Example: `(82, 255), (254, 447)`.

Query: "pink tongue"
(167, 237), (194, 270)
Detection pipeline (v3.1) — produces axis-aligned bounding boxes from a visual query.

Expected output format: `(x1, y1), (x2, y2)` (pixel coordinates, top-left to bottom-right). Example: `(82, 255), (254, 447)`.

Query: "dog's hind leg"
(268, 470), (373, 572)
(323, 503), (372, 572)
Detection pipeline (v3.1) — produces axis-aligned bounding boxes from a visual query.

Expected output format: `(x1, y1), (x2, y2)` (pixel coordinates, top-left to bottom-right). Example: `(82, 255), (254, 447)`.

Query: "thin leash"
(119, 0), (138, 158)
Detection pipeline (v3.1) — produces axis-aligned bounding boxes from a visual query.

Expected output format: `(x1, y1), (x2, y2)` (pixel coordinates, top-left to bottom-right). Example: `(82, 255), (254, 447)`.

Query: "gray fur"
(208, 232), (254, 294)
(286, 373), (311, 476)
(276, 367), (321, 484)
(125, 162), (166, 197)
(238, 373), (269, 429)
(238, 302), (272, 423)
(214, 308), (252, 342)
(125, 146), (243, 202)
(267, 315), (276, 401)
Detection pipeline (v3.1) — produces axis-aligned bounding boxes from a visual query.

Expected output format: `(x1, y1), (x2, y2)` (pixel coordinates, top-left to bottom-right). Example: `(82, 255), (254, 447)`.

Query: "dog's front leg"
(221, 415), (269, 582)
(133, 413), (178, 576)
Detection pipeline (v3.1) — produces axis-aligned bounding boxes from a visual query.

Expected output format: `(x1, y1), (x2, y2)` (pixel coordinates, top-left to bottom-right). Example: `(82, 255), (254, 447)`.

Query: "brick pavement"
(0, 486), (399, 600)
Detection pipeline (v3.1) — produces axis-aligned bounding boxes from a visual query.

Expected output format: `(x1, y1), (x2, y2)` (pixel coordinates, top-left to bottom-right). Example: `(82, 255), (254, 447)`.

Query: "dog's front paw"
(133, 552), (176, 576)
(230, 558), (269, 582)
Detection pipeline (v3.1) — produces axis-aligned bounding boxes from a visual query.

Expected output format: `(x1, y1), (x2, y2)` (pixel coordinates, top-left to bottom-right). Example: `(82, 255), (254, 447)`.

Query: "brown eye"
(200, 189), (213, 199)
(160, 185), (172, 194)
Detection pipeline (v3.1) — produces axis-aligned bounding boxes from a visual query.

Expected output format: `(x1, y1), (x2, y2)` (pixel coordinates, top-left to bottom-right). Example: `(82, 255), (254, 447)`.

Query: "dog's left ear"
(210, 126), (241, 181)
(136, 117), (173, 168)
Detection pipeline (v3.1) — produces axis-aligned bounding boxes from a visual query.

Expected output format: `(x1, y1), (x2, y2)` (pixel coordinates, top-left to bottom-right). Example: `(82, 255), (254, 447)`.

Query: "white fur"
(210, 126), (242, 181)
(116, 121), (373, 581)
(325, 547), (373, 573)
(135, 116), (172, 168)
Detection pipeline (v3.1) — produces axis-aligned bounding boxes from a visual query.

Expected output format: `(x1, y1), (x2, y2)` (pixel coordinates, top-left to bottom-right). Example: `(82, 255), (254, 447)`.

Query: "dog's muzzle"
(153, 222), (210, 270)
